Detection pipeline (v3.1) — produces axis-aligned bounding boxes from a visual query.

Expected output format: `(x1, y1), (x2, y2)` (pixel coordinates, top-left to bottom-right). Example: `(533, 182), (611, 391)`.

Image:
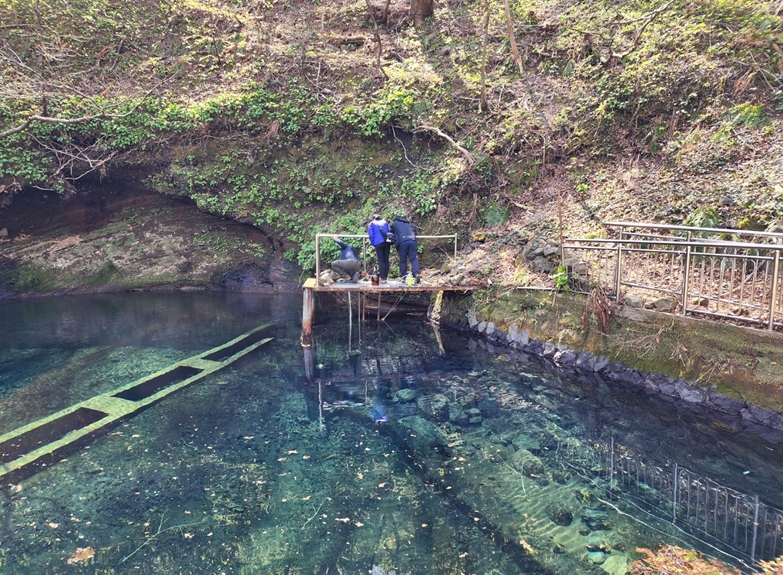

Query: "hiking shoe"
(351, 272), (360, 283)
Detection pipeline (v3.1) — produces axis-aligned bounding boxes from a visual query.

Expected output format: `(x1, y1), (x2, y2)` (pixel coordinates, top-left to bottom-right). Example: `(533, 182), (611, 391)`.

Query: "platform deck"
(302, 277), (478, 293)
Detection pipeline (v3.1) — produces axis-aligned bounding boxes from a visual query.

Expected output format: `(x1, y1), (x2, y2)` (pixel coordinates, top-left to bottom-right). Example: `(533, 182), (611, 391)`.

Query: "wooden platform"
(302, 277), (478, 292)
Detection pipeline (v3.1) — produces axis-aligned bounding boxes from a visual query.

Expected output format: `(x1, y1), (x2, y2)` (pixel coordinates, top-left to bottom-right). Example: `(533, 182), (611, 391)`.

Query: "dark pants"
(397, 240), (419, 277)
(373, 243), (390, 279)
(331, 258), (360, 279)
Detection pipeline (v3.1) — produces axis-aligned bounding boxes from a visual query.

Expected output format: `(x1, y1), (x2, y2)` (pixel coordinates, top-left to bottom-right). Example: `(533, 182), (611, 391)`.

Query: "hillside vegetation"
(1, 0), (782, 274)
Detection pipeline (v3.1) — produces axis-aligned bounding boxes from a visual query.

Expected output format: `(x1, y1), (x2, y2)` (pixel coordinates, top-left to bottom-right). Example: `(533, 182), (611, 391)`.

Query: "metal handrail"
(605, 221), (783, 242)
(314, 233), (458, 286)
(566, 237), (783, 251)
(563, 225), (783, 330)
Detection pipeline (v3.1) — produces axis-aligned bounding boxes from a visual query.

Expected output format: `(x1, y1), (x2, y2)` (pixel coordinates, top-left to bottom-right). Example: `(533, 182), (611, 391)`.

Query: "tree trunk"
(479, 0), (490, 112)
(501, 0), (523, 73)
(410, 0), (433, 27)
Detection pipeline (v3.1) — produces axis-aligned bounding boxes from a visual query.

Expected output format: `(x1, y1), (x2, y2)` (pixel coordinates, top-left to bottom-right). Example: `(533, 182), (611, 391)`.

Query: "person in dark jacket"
(390, 215), (419, 282)
(367, 214), (390, 283)
(330, 236), (361, 282)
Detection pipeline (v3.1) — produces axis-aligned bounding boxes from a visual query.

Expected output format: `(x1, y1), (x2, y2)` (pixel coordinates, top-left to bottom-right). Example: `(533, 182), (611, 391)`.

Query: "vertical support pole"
(608, 436), (614, 493)
(315, 234), (321, 286)
(672, 463), (678, 524)
(454, 233), (458, 260)
(377, 294), (381, 322)
(681, 231), (692, 316)
(614, 227), (624, 301)
(363, 237), (368, 274)
(348, 292), (352, 352)
(752, 495), (760, 561)
(304, 345), (314, 382)
(318, 381), (324, 433)
(302, 287), (314, 347)
(768, 249), (780, 330)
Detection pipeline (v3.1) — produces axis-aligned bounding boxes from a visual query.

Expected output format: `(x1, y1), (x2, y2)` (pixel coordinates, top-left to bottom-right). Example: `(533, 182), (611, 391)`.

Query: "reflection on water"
(0, 293), (782, 574)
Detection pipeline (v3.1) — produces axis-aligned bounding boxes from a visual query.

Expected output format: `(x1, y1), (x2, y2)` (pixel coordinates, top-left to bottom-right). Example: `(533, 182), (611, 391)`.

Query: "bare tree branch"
(610, 0), (676, 60)
(413, 124), (474, 165)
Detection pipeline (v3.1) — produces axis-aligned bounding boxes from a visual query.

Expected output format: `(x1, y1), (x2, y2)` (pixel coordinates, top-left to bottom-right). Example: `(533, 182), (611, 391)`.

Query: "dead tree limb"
(413, 124), (474, 165)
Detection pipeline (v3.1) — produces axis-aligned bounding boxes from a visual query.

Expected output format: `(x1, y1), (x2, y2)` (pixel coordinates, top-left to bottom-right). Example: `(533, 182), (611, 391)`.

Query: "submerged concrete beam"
(0, 322), (275, 482)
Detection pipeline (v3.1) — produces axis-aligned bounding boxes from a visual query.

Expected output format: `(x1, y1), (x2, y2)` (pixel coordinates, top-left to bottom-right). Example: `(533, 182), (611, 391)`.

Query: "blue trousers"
(398, 241), (419, 276)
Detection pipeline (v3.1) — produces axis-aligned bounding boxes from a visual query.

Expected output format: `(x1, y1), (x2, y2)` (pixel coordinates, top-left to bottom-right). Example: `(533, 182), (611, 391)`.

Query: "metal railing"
(562, 222), (783, 330)
(556, 437), (783, 565)
(314, 233), (458, 286)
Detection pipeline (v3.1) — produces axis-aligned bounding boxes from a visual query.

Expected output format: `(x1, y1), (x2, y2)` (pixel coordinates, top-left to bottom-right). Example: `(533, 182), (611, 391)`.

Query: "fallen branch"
(119, 514), (205, 565)
(413, 124), (474, 165)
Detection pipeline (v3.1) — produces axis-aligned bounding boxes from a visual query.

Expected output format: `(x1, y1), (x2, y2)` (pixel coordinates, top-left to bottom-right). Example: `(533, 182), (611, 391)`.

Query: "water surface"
(0, 292), (781, 574)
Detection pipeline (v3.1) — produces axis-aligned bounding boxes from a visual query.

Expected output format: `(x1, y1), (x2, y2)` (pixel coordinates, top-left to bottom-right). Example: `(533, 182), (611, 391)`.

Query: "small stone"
(485, 322), (495, 335)
(0, 227), (8, 238)
(652, 296), (677, 312)
(623, 295), (642, 308)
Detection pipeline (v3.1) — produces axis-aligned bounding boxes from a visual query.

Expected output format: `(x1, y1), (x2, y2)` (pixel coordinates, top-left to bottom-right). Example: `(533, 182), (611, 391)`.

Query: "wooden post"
(377, 294), (381, 322)
(302, 287), (314, 347)
(315, 235), (321, 286)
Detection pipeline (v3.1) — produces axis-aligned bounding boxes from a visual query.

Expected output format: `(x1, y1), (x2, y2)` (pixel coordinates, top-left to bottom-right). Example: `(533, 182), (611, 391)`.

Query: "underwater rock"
(512, 434), (541, 454)
(477, 396), (500, 417)
(397, 415), (449, 455)
(510, 448), (544, 476)
(417, 393), (450, 422)
(601, 553), (629, 575)
(448, 404), (470, 426)
(588, 551), (607, 564)
(394, 388), (418, 403)
(465, 407), (483, 424)
(581, 508), (613, 531)
(585, 532), (609, 552)
(548, 507), (573, 526)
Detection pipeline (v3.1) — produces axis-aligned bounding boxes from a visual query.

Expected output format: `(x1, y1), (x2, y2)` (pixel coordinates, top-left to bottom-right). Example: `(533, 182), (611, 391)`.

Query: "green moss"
(1, 263), (58, 293)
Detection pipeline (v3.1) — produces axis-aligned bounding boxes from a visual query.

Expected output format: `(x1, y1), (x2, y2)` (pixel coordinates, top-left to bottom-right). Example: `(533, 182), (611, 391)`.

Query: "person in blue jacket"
(330, 236), (361, 282)
(390, 215), (420, 283)
(367, 214), (390, 283)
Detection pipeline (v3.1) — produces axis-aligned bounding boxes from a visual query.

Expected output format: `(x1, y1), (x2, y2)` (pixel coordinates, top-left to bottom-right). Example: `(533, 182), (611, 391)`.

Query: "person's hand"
(332, 235), (338, 240)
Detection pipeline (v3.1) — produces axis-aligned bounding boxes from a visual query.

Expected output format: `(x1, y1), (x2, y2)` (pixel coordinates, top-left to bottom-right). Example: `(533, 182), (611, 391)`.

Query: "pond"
(0, 292), (782, 574)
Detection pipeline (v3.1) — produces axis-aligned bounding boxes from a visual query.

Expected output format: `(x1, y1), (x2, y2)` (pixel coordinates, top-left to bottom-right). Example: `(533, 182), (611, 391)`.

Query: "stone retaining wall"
(435, 289), (783, 432)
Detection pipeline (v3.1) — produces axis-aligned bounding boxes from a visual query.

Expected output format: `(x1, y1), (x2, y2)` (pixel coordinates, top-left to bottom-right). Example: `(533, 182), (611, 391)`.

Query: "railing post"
(454, 234), (458, 260)
(769, 249), (780, 330)
(672, 463), (678, 523)
(752, 495), (760, 561)
(315, 234), (321, 287)
(681, 231), (692, 316)
(614, 227), (624, 300)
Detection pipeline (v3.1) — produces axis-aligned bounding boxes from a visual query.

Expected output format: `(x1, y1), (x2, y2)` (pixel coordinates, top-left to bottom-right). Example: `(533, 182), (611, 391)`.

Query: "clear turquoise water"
(0, 293), (781, 574)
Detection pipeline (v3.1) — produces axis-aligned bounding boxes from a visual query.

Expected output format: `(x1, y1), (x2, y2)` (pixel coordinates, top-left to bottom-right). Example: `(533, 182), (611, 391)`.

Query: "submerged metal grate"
(556, 437), (783, 565)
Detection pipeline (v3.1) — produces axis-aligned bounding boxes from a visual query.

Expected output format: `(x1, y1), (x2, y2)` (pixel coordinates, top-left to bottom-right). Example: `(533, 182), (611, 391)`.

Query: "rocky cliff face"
(0, 175), (301, 297)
